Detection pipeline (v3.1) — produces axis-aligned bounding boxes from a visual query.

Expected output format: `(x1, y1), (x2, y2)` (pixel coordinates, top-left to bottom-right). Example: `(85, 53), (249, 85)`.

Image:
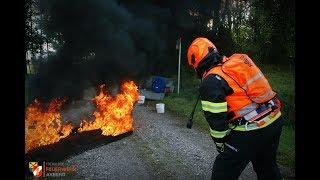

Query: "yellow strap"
(210, 128), (230, 138)
(201, 101), (227, 113)
(230, 111), (281, 131)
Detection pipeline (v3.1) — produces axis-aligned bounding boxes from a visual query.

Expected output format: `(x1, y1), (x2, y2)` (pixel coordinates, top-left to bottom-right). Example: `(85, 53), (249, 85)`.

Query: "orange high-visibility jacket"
(203, 54), (278, 120)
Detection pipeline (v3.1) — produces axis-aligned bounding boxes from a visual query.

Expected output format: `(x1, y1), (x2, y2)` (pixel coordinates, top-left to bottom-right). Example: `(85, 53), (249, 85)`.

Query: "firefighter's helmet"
(187, 37), (218, 69)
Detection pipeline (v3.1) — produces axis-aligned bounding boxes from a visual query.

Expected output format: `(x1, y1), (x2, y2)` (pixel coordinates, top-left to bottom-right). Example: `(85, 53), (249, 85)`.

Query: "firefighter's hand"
(214, 142), (225, 153)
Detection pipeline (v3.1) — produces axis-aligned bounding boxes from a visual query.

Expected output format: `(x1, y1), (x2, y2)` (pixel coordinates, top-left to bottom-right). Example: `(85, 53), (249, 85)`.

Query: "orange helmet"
(187, 37), (217, 69)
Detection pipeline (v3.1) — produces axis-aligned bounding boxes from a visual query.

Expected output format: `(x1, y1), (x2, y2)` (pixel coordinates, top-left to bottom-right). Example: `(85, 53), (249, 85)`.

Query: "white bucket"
(138, 95), (145, 104)
(156, 103), (165, 113)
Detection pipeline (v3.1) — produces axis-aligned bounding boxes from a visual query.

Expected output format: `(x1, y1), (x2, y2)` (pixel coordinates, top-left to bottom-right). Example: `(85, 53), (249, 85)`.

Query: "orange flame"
(78, 81), (139, 136)
(25, 99), (73, 153)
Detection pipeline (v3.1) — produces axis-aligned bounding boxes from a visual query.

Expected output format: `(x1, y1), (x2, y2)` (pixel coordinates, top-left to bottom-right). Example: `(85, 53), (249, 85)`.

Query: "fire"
(25, 99), (73, 153)
(78, 81), (139, 136)
(25, 81), (138, 153)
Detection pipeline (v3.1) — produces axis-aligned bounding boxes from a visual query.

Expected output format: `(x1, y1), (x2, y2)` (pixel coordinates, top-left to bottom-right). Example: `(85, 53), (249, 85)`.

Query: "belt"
(230, 111), (281, 131)
(229, 98), (280, 131)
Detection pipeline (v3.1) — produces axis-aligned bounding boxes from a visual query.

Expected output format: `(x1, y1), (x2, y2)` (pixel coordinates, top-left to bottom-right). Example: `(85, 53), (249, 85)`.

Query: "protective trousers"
(211, 117), (284, 180)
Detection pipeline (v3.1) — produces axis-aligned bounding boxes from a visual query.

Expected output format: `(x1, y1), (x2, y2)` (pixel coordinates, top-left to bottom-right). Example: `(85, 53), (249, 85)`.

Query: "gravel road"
(62, 102), (258, 179)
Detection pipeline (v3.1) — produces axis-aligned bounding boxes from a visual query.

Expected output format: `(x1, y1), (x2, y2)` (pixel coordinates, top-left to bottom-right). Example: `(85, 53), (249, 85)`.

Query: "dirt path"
(62, 103), (258, 179)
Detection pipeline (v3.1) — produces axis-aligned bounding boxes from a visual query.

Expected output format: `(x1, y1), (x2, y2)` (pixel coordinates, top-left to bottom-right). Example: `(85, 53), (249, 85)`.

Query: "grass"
(277, 125), (295, 168)
(158, 64), (295, 169)
(259, 64), (295, 127)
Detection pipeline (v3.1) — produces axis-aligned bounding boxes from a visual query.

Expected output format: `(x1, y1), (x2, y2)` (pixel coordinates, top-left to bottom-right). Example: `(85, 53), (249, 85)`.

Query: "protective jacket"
(199, 54), (281, 140)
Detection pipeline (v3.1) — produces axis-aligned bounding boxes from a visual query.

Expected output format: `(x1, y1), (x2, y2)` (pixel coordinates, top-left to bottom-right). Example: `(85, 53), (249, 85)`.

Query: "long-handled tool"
(187, 94), (201, 129)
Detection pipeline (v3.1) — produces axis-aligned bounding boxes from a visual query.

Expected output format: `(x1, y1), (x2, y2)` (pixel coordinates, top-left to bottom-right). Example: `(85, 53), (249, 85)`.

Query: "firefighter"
(187, 37), (284, 180)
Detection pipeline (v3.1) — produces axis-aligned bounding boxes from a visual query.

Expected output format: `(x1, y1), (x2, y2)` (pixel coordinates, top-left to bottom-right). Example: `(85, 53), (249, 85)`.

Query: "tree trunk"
(213, 0), (222, 34)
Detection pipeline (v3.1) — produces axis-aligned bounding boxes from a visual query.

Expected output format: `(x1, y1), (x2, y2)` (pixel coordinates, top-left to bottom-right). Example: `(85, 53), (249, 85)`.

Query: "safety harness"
(229, 98), (281, 131)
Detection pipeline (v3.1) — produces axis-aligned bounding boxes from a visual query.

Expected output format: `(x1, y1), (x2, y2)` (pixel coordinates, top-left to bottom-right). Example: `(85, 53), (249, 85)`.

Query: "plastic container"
(152, 76), (166, 93)
(156, 103), (165, 113)
(138, 95), (145, 105)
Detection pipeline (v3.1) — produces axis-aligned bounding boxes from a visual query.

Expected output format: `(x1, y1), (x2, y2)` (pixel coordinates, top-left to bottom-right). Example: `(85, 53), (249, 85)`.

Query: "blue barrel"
(152, 76), (166, 93)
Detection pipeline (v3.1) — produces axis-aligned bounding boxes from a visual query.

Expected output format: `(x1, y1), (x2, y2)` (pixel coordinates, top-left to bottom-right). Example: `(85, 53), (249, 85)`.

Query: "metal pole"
(178, 37), (181, 94)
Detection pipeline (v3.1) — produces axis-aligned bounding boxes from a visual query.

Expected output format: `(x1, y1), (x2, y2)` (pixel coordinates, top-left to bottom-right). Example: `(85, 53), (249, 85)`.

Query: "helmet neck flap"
(195, 50), (223, 79)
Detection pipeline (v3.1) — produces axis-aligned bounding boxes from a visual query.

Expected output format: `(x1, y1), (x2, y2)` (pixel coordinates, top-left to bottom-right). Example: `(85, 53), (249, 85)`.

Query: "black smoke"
(30, 0), (218, 102)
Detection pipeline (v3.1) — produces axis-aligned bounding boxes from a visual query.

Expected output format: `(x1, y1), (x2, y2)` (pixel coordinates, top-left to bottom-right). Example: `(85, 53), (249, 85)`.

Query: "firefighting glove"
(211, 132), (230, 153)
(214, 142), (225, 153)
(210, 129), (230, 153)
(211, 136), (226, 153)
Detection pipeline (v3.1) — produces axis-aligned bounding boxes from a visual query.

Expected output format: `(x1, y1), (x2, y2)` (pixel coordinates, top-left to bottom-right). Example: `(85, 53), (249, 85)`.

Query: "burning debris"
(25, 81), (139, 153)
(78, 81), (139, 136)
(25, 99), (73, 153)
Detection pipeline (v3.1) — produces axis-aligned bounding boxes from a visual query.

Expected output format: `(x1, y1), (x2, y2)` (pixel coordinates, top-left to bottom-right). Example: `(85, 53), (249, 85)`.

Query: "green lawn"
(277, 125), (295, 168)
(158, 64), (295, 169)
